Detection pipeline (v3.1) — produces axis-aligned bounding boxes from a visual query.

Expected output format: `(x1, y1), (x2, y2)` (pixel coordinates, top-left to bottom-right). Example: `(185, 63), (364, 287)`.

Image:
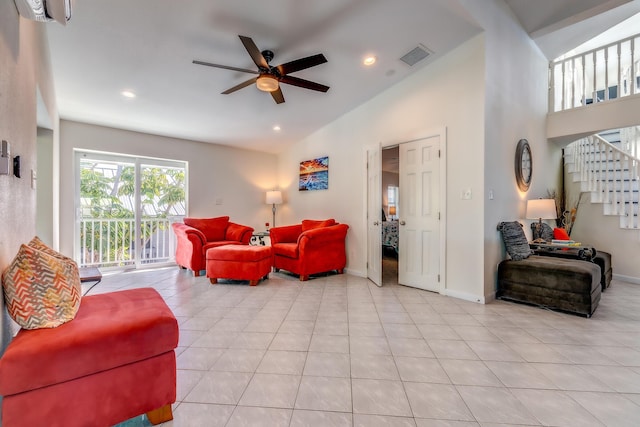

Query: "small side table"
(79, 267), (102, 295)
(250, 232), (271, 246)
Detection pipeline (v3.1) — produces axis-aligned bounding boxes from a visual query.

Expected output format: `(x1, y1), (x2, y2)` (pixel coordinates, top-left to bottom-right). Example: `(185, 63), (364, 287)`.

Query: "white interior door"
(367, 145), (382, 286)
(398, 136), (440, 292)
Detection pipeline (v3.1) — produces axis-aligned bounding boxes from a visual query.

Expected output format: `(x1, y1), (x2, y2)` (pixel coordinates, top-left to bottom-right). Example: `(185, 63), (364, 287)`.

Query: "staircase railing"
(550, 33), (640, 112)
(569, 133), (640, 228)
(620, 125), (640, 158)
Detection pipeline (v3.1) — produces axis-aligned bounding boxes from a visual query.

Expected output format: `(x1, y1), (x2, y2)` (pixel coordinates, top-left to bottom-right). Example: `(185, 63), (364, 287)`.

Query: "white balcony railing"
(80, 217), (175, 268)
(550, 33), (640, 112)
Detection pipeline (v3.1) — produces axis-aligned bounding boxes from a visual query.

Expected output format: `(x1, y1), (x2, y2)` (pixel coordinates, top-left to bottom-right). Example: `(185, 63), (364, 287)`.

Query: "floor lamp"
(266, 190), (282, 228)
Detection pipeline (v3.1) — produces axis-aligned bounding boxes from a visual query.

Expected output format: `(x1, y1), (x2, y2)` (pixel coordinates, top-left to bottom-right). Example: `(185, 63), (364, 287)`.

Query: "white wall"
(278, 35), (487, 299)
(0, 5), (59, 352)
(37, 127), (54, 244)
(463, 0), (562, 300)
(58, 120), (277, 257)
(277, 0), (563, 303)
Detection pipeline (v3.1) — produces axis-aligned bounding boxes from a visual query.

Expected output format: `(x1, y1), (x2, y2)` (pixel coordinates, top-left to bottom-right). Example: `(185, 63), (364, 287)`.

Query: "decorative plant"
(546, 189), (563, 227)
(548, 189), (584, 236)
(562, 193), (585, 236)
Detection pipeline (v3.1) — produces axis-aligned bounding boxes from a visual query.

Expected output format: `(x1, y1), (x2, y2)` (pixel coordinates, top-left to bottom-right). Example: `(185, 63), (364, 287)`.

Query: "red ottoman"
(206, 245), (272, 286)
(0, 288), (179, 427)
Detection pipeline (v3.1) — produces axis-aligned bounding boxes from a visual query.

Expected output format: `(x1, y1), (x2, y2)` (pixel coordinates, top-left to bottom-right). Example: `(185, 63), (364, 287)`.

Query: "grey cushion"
(497, 221), (532, 261)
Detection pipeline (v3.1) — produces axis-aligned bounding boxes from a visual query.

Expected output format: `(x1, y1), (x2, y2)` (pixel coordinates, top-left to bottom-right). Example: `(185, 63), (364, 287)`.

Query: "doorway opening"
(382, 146), (399, 286)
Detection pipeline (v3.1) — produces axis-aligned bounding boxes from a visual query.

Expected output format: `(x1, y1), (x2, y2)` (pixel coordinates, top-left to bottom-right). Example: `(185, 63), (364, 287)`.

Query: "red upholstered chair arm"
(226, 222), (254, 244)
(172, 223), (207, 272)
(172, 223), (206, 246)
(269, 224), (303, 245)
(298, 224), (349, 251)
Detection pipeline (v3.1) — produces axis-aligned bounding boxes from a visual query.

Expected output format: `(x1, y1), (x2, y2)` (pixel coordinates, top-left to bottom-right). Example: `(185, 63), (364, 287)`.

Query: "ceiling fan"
(193, 35), (329, 104)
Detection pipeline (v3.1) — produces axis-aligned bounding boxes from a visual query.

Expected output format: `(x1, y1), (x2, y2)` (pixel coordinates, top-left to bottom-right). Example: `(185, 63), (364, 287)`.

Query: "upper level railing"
(80, 217), (175, 268)
(550, 33), (640, 112)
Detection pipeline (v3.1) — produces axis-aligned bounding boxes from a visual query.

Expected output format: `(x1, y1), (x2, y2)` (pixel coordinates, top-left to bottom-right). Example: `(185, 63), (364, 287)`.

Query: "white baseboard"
(344, 268), (366, 278)
(443, 288), (485, 304)
(613, 273), (640, 285)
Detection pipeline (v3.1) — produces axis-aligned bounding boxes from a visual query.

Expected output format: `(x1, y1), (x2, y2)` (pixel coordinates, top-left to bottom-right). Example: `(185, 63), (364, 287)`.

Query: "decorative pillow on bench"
(531, 222), (554, 242)
(553, 227), (571, 240)
(1, 238), (81, 330)
(497, 221), (532, 261)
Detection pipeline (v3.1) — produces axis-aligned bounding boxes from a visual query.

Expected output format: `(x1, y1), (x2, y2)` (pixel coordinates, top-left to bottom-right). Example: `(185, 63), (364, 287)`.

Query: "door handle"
(399, 220), (406, 226)
(373, 221), (379, 226)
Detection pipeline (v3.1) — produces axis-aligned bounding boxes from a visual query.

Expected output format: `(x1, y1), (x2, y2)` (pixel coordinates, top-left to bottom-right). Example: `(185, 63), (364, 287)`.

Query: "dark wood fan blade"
(276, 54), (327, 75)
(193, 60), (258, 75)
(222, 77), (258, 94)
(239, 35), (269, 69)
(271, 87), (285, 104)
(280, 75), (329, 93)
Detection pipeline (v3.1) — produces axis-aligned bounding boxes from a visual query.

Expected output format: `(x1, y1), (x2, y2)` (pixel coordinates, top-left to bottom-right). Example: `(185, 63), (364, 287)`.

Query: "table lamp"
(266, 190), (283, 228)
(526, 198), (557, 241)
(388, 205), (396, 220)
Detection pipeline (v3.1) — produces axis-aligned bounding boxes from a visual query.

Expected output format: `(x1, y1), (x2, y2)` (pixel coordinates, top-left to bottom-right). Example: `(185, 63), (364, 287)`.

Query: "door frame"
(366, 143), (383, 286)
(366, 127), (447, 292)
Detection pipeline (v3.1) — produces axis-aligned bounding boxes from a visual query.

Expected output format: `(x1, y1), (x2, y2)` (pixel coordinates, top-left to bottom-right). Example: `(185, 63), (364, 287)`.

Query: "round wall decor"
(515, 139), (532, 192)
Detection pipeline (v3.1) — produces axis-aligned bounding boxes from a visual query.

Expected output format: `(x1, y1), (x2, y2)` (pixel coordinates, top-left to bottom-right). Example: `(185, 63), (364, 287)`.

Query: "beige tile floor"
(91, 267), (640, 427)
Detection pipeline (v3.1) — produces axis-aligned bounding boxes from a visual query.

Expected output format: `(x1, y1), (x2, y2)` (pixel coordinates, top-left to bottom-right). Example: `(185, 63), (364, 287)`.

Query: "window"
(387, 185), (399, 219)
(76, 150), (187, 268)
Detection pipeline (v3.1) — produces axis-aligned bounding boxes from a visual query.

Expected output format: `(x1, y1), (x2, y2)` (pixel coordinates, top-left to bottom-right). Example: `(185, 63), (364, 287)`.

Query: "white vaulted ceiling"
(45, 0), (639, 153)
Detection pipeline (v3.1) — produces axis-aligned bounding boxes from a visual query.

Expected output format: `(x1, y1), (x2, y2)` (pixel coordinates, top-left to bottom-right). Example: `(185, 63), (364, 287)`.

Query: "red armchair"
(172, 216), (253, 276)
(269, 219), (349, 281)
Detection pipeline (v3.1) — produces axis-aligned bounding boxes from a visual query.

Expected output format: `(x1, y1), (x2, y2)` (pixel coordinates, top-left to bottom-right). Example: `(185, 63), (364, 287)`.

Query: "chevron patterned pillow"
(28, 236), (75, 262)
(2, 244), (81, 330)
(28, 236), (80, 287)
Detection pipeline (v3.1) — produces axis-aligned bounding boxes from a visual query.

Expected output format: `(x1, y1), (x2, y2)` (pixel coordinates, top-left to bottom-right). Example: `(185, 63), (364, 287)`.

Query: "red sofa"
(269, 219), (349, 281)
(172, 216), (254, 276)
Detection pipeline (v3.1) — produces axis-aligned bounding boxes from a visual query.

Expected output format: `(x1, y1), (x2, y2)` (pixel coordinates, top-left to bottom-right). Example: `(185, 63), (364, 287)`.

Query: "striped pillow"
(2, 244), (81, 329)
(497, 221), (532, 261)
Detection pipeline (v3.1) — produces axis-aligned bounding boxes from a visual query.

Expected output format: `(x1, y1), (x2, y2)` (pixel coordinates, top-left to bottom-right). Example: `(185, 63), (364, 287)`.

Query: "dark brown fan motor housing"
(193, 35), (329, 104)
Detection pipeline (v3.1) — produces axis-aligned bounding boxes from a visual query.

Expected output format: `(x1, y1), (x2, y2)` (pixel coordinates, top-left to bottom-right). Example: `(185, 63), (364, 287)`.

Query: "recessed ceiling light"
(121, 90), (136, 99)
(363, 56), (377, 66)
(273, 125), (281, 132)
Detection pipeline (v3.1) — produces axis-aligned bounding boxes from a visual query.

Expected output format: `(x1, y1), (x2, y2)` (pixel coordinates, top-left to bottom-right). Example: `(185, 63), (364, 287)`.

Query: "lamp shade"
(266, 190), (283, 205)
(388, 206), (396, 216)
(526, 198), (557, 220)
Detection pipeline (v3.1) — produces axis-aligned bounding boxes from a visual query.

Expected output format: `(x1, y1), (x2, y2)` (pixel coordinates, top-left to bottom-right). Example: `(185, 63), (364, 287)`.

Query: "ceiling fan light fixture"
(256, 75), (279, 92)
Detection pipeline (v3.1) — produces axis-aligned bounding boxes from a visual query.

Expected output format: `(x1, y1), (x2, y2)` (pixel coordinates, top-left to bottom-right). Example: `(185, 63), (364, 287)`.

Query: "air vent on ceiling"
(400, 44), (433, 66)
